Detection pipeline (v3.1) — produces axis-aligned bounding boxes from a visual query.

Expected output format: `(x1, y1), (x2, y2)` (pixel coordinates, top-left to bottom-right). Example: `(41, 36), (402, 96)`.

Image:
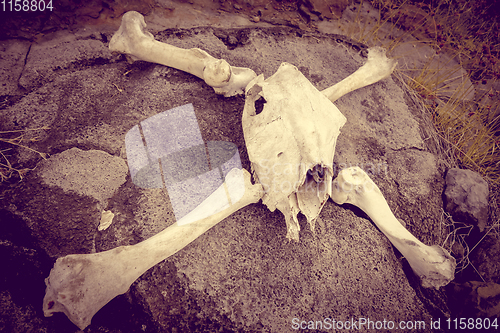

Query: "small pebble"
(98, 210), (115, 231)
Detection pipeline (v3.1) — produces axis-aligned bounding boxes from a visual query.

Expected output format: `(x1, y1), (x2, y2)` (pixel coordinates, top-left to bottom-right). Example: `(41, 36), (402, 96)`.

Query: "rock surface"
(448, 281), (500, 318)
(0, 39), (31, 96)
(0, 24), (452, 333)
(4, 148), (128, 258)
(469, 234), (500, 283)
(19, 34), (113, 91)
(303, 0), (349, 19)
(444, 168), (489, 231)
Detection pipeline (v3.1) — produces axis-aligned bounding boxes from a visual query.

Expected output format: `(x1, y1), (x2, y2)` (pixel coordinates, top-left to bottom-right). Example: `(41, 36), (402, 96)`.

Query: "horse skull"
(242, 63), (347, 241)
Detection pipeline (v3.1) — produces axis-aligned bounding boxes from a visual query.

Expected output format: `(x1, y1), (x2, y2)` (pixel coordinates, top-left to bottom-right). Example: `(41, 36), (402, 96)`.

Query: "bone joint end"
(331, 166), (456, 289)
(109, 11), (256, 97)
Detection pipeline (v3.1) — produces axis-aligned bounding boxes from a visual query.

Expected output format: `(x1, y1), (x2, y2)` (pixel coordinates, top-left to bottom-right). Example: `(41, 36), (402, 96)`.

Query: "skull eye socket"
(254, 96), (266, 115)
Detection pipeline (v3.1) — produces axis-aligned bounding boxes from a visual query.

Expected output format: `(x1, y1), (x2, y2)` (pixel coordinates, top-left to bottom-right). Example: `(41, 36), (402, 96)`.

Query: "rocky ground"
(0, 1), (499, 332)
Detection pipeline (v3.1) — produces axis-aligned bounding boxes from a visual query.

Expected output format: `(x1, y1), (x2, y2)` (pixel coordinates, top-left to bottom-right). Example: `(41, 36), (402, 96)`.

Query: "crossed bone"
(42, 11), (456, 330)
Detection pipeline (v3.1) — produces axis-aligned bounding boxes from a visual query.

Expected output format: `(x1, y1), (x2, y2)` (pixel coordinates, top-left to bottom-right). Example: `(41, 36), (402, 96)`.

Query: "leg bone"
(322, 47), (397, 103)
(42, 168), (263, 330)
(109, 11), (257, 97)
(331, 166), (456, 289)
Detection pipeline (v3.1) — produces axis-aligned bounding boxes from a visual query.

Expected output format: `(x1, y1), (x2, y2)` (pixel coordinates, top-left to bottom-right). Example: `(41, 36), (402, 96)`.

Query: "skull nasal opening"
(307, 165), (326, 183)
(254, 96), (266, 115)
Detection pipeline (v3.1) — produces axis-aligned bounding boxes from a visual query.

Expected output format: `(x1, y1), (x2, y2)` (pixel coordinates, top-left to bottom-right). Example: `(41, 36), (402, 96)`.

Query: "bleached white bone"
(331, 166), (456, 289)
(242, 63), (346, 242)
(42, 168), (263, 330)
(109, 11), (257, 97)
(321, 47), (397, 103)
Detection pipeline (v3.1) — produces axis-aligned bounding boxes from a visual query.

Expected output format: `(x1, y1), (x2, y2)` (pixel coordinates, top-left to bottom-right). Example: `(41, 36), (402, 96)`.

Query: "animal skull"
(242, 63), (347, 241)
(241, 47), (397, 242)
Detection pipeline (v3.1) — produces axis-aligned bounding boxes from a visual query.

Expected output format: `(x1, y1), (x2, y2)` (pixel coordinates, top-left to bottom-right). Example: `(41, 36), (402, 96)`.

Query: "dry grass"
(344, 0), (500, 275)
(405, 66), (500, 184)
(0, 126), (50, 182)
(441, 207), (500, 281)
(394, 73), (500, 279)
(345, 0), (500, 184)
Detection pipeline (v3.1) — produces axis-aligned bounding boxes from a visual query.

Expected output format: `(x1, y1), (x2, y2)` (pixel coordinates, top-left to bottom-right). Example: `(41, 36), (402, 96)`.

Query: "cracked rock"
(447, 281), (500, 318)
(19, 36), (112, 92)
(4, 148), (128, 257)
(0, 39), (31, 96)
(1, 25), (448, 331)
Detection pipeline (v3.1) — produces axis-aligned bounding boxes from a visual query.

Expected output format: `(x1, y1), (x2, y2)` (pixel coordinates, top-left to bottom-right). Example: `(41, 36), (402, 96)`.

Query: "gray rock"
(37, 147), (128, 207)
(447, 281), (500, 318)
(444, 168), (489, 231)
(0, 39), (31, 96)
(0, 26), (452, 332)
(0, 239), (52, 333)
(303, 0), (350, 19)
(4, 148), (128, 257)
(469, 234), (500, 283)
(19, 33), (113, 92)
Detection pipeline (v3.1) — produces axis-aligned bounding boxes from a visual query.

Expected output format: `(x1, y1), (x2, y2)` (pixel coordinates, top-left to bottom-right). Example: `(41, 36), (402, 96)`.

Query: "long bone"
(331, 166), (456, 289)
(321, 46), (397, 103)
(109, 11), (257, 97)
(42, 168), (263, 330)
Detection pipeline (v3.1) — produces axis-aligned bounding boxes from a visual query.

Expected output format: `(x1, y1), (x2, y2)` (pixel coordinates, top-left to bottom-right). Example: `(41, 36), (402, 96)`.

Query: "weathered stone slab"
(19, 34), (113, 92)
(0, 26), (451, 332)
(4, 148), (127, 258)
(0, 39), (31, 96)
